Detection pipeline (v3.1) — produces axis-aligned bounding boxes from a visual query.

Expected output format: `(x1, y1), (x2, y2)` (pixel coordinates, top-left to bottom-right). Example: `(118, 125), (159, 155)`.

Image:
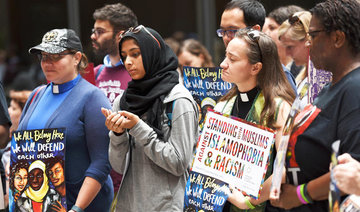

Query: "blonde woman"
(278, 11), (312, 108)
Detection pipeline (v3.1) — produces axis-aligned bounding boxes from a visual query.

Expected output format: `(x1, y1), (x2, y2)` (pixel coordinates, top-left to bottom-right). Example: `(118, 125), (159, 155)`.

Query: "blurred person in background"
(218, 0), (266, 48)
(263, 5), (305, 78)
(91, 3), (138, 199)
(177, 39), (214, 81)
(279, 11), (312, 106)
(91, 3), (138, 105)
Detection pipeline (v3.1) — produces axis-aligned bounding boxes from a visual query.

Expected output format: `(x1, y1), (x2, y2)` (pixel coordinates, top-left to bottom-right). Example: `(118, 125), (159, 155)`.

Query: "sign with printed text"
(184, 171), (228, 212)
(192, 110), (275, 199)
(10, 128), (67, 212)
(183, 66), (232, 128)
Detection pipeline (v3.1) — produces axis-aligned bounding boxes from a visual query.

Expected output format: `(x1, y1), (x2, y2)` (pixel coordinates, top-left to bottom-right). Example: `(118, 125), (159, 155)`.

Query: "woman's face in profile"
(280, 31), (308, 66)
(14, 168), (28, 191)
(8, 100), (22, 131)
(121, 39), (146, 80)
(29, 168), (44, 191)
(220, 38), (255, 85)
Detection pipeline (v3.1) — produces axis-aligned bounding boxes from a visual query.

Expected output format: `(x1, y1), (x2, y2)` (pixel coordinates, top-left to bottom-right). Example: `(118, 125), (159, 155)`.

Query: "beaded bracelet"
(296, 185), (308, 204)
(245, 197), (255, 209)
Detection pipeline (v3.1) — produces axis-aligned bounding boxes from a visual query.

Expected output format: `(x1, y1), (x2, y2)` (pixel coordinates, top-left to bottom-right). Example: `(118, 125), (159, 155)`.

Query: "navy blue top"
(282, 64), (297, 95)
(18, 76), (113, 211)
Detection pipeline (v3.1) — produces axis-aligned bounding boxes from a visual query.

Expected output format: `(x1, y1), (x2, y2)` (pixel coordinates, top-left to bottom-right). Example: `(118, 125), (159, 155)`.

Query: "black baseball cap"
(29, 28), (83, 54)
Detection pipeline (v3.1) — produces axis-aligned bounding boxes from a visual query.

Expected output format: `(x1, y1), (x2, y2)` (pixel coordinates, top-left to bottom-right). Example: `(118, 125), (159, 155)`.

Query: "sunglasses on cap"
(237, 28), (262, 61)
(120, 25), (161, 48)
(288, 14), (309, 32)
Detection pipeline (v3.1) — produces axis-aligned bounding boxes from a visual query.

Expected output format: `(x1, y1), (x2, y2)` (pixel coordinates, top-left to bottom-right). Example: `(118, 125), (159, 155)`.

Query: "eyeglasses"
(289, 15), (302, 25)
(121, 25), (161, 48)
(37, 52), (74, 62)
(246, 29), (261, 42)
(91, 28), (113, 38)
(216, 29), (239, 38)
(307, 29), (326, 41)
(247, 29), (262, 61)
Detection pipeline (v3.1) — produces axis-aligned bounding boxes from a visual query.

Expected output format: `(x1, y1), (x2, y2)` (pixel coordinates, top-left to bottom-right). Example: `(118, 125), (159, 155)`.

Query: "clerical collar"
(51, 74), (80, 94)
(238, 86), (259, 102)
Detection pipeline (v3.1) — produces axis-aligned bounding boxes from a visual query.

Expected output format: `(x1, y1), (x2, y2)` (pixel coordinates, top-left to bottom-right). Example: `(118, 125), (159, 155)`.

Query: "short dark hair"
(268, 5), (305, 25)
(310, 0), (360, 55)
(225, 0), (266, 29)
(45, 157), (64, 177)
(93, 3), (138, 33)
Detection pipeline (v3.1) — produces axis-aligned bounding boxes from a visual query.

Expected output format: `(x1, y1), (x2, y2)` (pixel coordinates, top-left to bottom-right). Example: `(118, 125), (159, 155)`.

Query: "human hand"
(270, 184), (302, 209)
(48, 200), (67, 212)
(102, 108), (126, 134)
(227, 185), (251, 209)
(117, 111), (140, 130)
(101, 108), (140, 133)
(333, 153), (360, 196)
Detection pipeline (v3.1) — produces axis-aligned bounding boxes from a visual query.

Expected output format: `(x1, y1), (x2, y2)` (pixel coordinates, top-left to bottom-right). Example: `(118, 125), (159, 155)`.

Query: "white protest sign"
(192, 110), (275, 198)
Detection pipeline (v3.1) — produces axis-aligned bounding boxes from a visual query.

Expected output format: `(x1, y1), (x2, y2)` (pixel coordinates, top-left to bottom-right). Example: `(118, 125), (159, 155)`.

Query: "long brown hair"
(221, 29), (295, 128)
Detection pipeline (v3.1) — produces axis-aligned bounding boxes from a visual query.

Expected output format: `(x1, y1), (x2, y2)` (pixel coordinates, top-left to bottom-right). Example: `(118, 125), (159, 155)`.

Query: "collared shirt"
(103, 55), (123, 68)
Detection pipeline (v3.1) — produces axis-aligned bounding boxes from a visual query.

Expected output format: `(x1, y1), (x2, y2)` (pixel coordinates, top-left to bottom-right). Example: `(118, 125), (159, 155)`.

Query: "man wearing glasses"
(90, 2), (137, 199)
(91, 3), (138, 105)
(217, 0), (297, 94)
(217, 0), (266, 47)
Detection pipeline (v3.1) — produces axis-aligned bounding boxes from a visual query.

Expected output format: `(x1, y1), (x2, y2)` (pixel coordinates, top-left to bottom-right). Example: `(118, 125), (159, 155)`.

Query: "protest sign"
(308, 60), (332, 103)
(184, 110), (275, 211)
(183, 67), (232, 127)
(184, 171), (228, 212)
(340, 195), (360, 212)
(9, 128), (66, 212)
(270, 84), (309, 200)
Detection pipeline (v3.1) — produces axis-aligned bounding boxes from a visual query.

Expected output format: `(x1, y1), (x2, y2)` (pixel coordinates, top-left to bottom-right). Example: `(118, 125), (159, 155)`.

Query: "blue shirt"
(282, 64), (297, 95)
(18, 77), (113, 211)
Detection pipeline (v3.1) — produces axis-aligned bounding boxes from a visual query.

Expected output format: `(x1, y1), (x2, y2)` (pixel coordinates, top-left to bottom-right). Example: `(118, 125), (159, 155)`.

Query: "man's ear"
(251, 62), (262, 76)
(252, 24), (261, 31)
(332, 30), (346, 49)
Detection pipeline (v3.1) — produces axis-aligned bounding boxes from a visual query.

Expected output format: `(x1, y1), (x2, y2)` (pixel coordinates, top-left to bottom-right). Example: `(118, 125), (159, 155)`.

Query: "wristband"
(296, 185), (308, 204)
(302, 183), (314, 204)
(71, 205), (84, 212)
(244, 197), (255, 209)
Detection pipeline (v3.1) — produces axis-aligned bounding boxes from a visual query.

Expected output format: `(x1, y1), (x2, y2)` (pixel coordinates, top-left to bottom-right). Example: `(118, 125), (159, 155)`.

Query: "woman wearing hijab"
(16, 160), (60, 212)
(18, 28), (113, 212)
(102, 25), (199, 211)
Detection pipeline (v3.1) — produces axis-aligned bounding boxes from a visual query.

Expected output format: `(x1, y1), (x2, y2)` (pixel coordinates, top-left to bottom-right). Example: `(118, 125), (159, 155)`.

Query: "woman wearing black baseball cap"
(17, 28), (113, 212)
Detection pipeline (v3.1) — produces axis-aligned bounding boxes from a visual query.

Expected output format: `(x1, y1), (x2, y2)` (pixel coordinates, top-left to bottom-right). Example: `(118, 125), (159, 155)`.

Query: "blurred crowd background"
(0, 0), (322, 97)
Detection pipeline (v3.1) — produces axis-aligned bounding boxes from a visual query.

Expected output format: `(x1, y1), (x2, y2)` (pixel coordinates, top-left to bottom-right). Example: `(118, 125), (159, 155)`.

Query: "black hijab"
(119, 26), (179, 137)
